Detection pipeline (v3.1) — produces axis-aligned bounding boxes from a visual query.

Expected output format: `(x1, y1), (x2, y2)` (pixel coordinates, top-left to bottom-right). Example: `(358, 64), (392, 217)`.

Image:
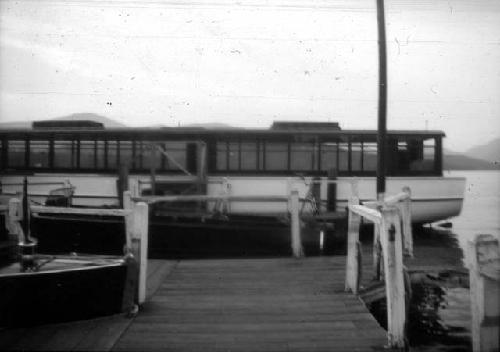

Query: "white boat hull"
(1, 174), (465, 224)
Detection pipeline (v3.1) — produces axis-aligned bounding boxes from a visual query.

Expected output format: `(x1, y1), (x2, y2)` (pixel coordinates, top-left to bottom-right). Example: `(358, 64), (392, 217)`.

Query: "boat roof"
(0, 121), (445, 138)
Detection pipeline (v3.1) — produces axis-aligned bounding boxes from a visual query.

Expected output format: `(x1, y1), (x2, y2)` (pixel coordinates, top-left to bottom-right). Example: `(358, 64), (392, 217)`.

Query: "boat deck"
(0, 257), (391, 352)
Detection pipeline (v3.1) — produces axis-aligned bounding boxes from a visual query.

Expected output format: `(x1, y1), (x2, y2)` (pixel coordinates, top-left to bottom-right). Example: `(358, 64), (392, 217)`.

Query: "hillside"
(443, 153), (500, 170)
(464, 137), (500, 164)
(0, 113), (127, 129)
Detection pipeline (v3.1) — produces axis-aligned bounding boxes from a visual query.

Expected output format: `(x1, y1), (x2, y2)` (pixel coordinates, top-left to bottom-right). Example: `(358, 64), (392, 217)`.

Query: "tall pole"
(376, 0), (388, 201)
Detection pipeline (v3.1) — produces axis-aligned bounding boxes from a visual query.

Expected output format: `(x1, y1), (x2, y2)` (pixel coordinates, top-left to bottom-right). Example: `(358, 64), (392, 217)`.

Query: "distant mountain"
(464, 138), (500, 164)
(0, 113), (127, 129)
(444, 149), (500, 170)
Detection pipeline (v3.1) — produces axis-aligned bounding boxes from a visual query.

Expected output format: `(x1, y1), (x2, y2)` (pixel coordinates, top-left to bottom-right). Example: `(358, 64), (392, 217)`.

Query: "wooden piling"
(467, 234), (500, 352)
(134, 202), (149, 305)
(289, 189), (303, 258)
(401, 186), (413, 257)
(117, 163), (129, 208)
(345, 198), (361, 294)
(379, 206), (406, 349)
(7, 197), (23, 240)
(123, 191), (149, 305)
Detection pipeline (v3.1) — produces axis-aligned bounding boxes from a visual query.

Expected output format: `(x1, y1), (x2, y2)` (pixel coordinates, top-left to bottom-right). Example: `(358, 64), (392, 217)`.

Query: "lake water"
(370, 170), (500, 351)
(448, 170), (500, 249)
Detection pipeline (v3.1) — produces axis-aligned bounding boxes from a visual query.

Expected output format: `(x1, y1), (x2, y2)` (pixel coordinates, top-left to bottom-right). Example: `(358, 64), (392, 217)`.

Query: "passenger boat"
(0, 120), (465, 226)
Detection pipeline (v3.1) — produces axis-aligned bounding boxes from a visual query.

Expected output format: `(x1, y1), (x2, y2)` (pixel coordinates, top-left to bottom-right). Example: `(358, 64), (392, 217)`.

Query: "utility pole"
(376, 0), (388, 201)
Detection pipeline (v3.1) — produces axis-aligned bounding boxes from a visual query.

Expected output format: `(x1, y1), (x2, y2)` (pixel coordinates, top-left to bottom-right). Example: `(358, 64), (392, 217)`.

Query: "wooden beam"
(30, 205), (130, 217)
(467, 234), (500, 352)
(349, 205), (382, 224)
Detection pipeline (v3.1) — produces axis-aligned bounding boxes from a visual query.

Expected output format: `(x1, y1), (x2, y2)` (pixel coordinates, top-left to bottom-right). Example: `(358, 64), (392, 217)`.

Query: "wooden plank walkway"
(0, 257), (389, 352)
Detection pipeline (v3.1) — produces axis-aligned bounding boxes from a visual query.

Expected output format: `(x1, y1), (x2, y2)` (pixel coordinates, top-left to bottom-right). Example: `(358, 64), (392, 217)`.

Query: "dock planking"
(0, 257), (390, 351)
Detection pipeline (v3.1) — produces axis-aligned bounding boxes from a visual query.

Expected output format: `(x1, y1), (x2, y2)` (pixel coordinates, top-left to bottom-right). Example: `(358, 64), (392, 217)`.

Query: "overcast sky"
(0, 0), (499, 152)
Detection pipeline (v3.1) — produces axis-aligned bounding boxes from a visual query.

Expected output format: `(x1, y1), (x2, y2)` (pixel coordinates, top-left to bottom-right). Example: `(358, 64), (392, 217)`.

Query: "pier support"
(379, 207), (406, 349)
(124, 191), (150, 305)
(289, 189), (303, 258)
(345, 196), (361, 294)
(467, 234), (500, 352)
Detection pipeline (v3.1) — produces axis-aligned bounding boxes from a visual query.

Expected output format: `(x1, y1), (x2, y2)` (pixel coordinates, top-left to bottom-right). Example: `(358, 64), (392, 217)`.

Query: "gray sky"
(1, 0), (499, 152)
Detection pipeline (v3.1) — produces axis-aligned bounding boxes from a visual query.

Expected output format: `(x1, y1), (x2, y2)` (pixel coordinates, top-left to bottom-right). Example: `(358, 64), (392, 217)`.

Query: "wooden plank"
(112, 257), (388, 352)
(1, 258), (389, 352)
(30, 205), (130, 217)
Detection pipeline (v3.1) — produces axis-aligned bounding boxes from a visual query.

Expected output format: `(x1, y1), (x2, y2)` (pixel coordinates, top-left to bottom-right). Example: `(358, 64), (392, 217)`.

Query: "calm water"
(371, 170), (500, 351)
(448, 170), (500, 249)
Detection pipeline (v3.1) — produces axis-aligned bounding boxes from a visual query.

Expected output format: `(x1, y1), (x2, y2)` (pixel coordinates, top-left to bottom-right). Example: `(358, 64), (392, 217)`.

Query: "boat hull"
(0, 257), (135, 327)
(1, 174), (466, 224)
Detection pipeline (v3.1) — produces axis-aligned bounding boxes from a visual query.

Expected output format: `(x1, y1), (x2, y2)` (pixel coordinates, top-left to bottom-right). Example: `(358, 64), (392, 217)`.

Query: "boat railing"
(5, 192), (150, 306)
(344, 187), (413, 349)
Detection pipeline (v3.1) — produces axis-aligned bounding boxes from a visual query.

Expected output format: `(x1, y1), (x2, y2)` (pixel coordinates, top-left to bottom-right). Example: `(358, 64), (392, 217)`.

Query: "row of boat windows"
(1, 140), (189, 171)
(0, 137), (438, 175)
(215, 139), (437, 174)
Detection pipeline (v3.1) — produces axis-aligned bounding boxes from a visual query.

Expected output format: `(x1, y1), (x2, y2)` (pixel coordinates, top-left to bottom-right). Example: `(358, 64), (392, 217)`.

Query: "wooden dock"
(0, 257), (389, 352)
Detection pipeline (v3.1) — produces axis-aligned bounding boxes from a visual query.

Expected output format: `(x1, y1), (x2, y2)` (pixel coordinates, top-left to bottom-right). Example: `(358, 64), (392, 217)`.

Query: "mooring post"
(467, 234), (500, 352)
(401, 186), (413, 258)
(345, 205), (361, 294)
(289, 189), (303, 258)
(379, 206), (406, 349)
(134, 202), (149, 305)
(123, 191), (133, 251)
(7, 197), (23, 241)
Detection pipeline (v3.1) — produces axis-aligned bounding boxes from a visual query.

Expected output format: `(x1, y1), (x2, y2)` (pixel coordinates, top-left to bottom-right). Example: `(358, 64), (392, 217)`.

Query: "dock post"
(345, 204), (361, 294)
(379, 206), (406, 349)
(289, 189), (303, 258)
(467, 234), (500, 352)
(134, 202), (149, 305)
(401, 186), (413, 258)
(124, 191), (149, 305)
(7, 197), (23, 241)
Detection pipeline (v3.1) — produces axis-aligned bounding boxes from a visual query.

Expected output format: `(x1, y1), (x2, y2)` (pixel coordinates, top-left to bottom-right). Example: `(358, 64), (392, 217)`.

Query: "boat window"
(53, 140), (77, 169)
(338, 142), (349, 171)
(362, 142), (377, 171)
(118, 141), (134, 168)
(96, 141), (106, 169)
(7, 140), (26, 168)
(290, 142), (316, 171)
(138, 142), (162, 171)
(162, 142), (187, 171)
(422, 138), (436, 170)
(320, 142), (338, 172)
(107, 141), (118, 170)
(265, 142), (287, 171)
(216, 142), (227, 170)
(29, 140), (50, 168)
(351, 142), (362, 171)
(240, 142), (258, 170)
(227, 142), (239, 170)
(0, 140), (4, 169)
(79, 140), (95, 169)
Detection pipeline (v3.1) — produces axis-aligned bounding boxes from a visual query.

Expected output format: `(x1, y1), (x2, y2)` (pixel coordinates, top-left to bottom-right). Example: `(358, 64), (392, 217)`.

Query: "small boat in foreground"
(0, 254), (136, 327)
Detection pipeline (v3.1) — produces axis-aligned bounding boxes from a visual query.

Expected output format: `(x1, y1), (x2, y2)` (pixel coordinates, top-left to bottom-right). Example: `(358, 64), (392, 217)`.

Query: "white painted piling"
(467, 234), (500, 352)
(289, 189), (303, 258)
(345, 203), (361, 294)
(379, 207), (406, 349)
